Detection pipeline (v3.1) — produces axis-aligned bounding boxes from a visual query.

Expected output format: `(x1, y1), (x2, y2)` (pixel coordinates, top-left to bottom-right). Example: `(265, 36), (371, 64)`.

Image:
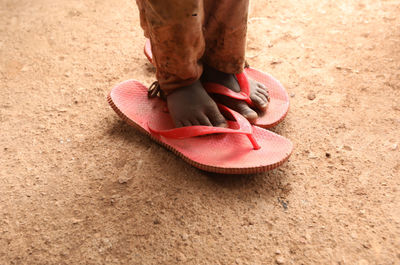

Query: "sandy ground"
(1, 0), (399, 264)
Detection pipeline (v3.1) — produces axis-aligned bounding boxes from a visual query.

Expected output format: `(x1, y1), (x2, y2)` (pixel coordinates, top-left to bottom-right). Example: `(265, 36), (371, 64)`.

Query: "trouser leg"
(203, 0), (249, 74)
(135, 0), (205, 94)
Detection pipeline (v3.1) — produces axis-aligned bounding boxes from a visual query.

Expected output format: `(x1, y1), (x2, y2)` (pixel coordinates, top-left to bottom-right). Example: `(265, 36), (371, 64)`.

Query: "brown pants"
(136, 0), (249, 94)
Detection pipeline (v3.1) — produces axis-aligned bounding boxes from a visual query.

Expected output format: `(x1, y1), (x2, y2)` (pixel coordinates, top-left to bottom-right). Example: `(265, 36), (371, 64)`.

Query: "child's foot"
(201, 65), (269, 123)
(167, 80), (227, 128)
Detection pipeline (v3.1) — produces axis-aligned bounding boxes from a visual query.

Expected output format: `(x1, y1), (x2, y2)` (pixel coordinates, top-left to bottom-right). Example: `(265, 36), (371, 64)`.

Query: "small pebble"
(325, 152), (331, 158)
(118, 177), (129, 184)
(181, 233), (188, 241)
(307, 92), (316, 100)
(362, 243), (371, 249)
(276, 256), (285, 264)
(72, 218), (83, 224)
(390, 143), (398, 151)
(343, 145), (352, 151)
(290, 93), (295, 98)
(153, 219), (161, 225)
(271, 60), (282, 65)
(308, 152), (318, 159)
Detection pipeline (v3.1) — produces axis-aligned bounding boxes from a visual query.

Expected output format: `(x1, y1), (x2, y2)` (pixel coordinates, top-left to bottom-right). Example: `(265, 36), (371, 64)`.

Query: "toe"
(190, 118), (201, 126)
(209, 112), (227, 127)
(251, 94), (268, 111)
(257, 86), (269, 99)
(206, 105), (227, 127)
(256, 91), (268, 104)
(236, 102), (258, 122)
(197, 114), (213, 127)
(182, 120), (193, 127)
(257, 82), (266, 89)
(222, 97), (258, 122)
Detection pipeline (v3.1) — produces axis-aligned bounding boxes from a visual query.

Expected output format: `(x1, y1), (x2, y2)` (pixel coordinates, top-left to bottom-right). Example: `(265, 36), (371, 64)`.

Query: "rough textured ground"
(1, 0), (399, 264)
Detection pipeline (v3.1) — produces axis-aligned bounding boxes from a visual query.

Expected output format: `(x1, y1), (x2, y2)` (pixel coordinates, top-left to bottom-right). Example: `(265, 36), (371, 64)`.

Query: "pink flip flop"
(144, 39), (289, 128)
(108, 80), (293, 174)
(203, 68), (289, 128)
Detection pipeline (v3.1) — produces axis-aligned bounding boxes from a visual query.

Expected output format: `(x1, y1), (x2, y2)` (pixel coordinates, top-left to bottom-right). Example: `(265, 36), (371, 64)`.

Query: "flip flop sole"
(108, 80), (293, 174)
(245, 67), (290, 128)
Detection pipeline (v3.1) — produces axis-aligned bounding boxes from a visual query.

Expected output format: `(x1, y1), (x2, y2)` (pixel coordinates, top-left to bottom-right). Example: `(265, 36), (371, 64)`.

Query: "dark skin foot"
(201, 65), (269, 123)
(167, 80), (227, 128)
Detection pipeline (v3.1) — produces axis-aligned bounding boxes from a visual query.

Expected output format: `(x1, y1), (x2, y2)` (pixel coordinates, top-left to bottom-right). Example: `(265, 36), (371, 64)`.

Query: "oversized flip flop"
(203, 68), (289, 128)
(144, 39), (289, 128)
(108, 79), (293, 174)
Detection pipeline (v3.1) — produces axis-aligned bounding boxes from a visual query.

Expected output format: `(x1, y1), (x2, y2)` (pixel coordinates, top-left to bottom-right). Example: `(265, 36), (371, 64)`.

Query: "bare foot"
(201, 65), (269, 123)
(167, 80), (227, 128)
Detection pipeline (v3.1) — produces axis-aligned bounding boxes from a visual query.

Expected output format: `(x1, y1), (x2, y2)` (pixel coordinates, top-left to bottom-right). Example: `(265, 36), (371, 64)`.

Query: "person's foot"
(167, 80), (227, 128)
(201, 65), (269, 123)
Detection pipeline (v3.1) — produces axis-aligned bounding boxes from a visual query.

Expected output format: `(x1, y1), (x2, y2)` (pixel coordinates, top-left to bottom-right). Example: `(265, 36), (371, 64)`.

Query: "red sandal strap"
(236, 72), (251, 96)
(148, 104), (260, 150)
(203, 72), (253, 106)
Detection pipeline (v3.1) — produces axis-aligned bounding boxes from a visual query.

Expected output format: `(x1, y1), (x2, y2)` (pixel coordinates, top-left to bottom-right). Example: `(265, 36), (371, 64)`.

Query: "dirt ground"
(1, 0), (399, 264)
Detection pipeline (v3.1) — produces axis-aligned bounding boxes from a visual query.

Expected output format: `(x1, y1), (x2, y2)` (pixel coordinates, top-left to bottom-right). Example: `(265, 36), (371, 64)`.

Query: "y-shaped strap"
(148, 104), (260, 150)
(203, 72), (253, 106)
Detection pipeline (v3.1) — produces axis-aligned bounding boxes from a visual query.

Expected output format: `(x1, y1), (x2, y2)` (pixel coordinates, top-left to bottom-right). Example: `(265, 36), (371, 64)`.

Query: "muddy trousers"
(136, 0), (249, 94)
